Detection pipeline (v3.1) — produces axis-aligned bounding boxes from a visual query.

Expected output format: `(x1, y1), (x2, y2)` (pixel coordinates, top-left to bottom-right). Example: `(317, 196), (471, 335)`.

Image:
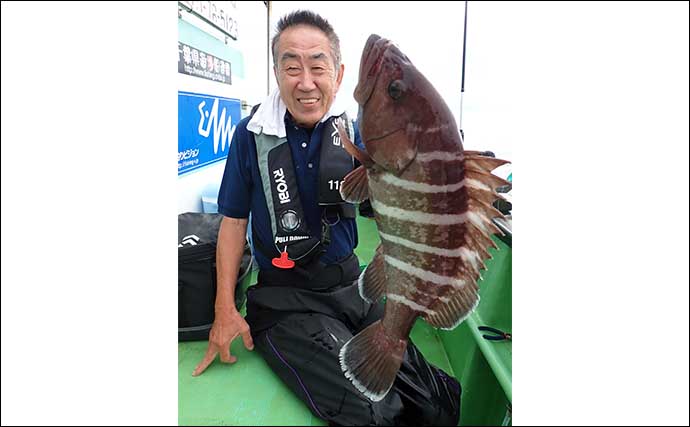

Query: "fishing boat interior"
(178, 212), (512, 426)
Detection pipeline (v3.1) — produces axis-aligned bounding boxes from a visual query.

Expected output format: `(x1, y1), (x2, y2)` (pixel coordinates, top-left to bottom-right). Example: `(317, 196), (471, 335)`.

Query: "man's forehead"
(277, 26), (333, 60)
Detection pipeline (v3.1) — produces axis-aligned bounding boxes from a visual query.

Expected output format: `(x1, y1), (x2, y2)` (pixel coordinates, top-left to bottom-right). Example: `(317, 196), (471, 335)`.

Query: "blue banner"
(178, 91), (241, 175)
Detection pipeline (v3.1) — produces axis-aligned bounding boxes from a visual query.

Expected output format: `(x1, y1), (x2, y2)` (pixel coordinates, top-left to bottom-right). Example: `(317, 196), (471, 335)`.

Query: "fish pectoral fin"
(358, 245), (387, 303)
(339, 320), (407, 402)
(338, 122), (374, 167)
(424, 282), (480, 330)
(340, 165), (370, 203)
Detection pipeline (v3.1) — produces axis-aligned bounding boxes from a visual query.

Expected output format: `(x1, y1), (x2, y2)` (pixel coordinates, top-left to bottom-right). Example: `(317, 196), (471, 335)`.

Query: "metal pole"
(266, 1), (271, 95)
(459, 0), (468, 140)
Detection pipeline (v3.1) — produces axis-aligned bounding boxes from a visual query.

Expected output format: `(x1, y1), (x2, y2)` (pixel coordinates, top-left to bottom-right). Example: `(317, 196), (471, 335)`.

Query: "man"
(193, 10), (460, 426)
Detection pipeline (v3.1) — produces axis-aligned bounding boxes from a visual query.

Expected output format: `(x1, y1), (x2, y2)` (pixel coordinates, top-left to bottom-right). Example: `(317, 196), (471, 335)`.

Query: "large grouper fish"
(336, 34), (511, 402)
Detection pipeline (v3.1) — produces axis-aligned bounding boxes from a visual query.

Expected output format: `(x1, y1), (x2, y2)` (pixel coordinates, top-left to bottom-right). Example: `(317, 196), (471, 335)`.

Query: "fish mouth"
(354, 34), (392, 106)
(361, 34), (383, 69)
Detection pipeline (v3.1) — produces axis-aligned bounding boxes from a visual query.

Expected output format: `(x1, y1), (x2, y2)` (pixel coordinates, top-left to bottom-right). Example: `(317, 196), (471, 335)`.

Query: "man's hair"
(271, 10), (341, 74)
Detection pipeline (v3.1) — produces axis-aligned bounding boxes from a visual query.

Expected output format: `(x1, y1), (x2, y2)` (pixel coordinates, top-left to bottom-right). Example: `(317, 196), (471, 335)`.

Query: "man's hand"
(192, 309), (254, 376)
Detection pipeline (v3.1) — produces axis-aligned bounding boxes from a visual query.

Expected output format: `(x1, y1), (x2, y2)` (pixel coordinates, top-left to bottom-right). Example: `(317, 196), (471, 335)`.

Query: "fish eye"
(388, 80), (404, 100)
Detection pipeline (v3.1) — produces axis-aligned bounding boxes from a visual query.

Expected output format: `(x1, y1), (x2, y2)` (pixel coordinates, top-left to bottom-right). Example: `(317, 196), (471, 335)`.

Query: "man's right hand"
(192, 309), (254, 376)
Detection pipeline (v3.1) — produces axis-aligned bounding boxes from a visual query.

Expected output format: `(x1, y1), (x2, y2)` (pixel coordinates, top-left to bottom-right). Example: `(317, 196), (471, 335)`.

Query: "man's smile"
(297, 97), (320, 105)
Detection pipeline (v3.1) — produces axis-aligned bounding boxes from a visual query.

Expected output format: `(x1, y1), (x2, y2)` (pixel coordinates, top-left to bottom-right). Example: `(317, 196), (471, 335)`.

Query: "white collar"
(247, 88), (347, 138)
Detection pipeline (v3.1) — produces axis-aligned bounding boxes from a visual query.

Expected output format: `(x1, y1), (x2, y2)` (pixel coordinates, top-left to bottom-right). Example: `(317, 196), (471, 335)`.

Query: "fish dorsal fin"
(465, 154), (510, 173)
(465, 166), (511, 190)
(463, 151), (510, 172)
(358, 244), (387, 303)
(340, 165), (369, 203)
(467, 198), (504, 225)
(462, 152), (511, 247)
(466, 187), (506, 207)
(467, 210), (504, 237)
(465, 227), (495, 261)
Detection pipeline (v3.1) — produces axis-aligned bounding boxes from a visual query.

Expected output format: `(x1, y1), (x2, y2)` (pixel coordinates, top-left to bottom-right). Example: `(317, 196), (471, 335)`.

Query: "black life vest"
(252, 111), (357, 268)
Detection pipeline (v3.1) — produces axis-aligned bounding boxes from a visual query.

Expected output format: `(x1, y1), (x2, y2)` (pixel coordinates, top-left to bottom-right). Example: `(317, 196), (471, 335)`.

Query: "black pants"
(247, 256), (461, 426)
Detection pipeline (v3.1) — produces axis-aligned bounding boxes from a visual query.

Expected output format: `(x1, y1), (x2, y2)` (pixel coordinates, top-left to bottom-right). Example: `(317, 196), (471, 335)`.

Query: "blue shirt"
(217, 112), (363, 271)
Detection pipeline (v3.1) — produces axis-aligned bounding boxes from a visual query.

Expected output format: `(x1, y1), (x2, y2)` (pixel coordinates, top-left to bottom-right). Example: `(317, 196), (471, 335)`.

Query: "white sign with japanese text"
(179, 1), (238, 40)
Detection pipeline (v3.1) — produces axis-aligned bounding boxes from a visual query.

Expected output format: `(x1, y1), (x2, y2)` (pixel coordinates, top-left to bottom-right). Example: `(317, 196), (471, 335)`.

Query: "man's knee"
(425, 371), (461, 426)
(401, 370), (461, 426)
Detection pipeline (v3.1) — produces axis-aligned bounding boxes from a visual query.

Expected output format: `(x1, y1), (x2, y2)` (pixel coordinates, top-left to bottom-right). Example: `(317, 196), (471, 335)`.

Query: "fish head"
(354, 34), (457, 175)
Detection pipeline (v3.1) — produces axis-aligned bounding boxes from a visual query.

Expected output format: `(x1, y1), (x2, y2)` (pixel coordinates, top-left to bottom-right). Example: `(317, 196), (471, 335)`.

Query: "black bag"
(178, 212), (253, 341)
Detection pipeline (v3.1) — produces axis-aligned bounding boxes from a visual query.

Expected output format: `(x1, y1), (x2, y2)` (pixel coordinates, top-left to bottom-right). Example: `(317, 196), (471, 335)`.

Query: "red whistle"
(272, 248), (295, 269)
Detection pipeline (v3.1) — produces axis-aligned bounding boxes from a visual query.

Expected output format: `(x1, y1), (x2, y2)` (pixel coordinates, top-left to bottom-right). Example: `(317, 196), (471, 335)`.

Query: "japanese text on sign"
(179, 1), (238, 40)
(178, 42), (232, 85)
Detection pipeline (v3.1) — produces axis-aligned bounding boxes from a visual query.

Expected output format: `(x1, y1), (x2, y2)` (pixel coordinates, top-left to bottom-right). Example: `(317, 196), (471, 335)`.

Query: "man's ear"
(334, 63), (345, 92)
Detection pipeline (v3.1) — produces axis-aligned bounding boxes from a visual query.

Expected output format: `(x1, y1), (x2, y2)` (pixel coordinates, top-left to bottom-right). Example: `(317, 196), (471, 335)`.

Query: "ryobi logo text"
(273, 168), (291, 204)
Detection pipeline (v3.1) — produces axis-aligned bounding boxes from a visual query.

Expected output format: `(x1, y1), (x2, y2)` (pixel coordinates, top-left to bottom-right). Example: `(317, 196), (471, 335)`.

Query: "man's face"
(274, 25), (344, 129)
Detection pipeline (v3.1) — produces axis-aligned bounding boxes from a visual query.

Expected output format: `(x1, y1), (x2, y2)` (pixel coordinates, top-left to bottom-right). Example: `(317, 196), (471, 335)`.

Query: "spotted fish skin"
(337, 34), (510, 402)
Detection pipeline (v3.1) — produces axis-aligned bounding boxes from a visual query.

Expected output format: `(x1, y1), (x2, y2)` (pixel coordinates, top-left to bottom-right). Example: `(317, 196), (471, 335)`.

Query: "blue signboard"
(178, 91), (242, 175)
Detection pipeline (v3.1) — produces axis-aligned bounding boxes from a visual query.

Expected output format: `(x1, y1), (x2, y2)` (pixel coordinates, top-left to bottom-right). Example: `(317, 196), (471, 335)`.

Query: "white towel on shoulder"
(247, 88), (349, 137)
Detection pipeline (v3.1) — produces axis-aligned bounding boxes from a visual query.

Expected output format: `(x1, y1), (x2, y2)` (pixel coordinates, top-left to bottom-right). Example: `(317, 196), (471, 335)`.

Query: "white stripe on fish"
(380, 173), (466, 193)
(384, 254), (468, 288)
(381, 172), (491, 194)
(379, 231), (480, 268)
(372, 199), (471, 225)
(466, 178), (492, 192)
(416, 151), (464, 162)
(386, 293), (436, 314)
(419, 290), (450, 303)
(407, 123), (451, 134)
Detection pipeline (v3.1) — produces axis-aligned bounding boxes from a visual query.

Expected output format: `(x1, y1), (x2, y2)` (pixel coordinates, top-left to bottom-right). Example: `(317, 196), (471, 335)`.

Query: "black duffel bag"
(178, 212), (253, 341)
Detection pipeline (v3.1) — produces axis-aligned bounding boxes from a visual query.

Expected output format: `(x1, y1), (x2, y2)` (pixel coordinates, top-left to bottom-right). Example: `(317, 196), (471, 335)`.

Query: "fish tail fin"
(339, 320), (407, 402)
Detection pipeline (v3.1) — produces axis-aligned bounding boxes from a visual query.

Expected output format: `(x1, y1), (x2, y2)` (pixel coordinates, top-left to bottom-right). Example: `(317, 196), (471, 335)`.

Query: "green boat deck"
(179, 214), (512, 426)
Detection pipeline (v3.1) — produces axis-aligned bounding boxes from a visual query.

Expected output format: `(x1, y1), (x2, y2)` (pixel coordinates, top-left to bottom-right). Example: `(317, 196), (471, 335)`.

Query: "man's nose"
(296, 70), (317, 91)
